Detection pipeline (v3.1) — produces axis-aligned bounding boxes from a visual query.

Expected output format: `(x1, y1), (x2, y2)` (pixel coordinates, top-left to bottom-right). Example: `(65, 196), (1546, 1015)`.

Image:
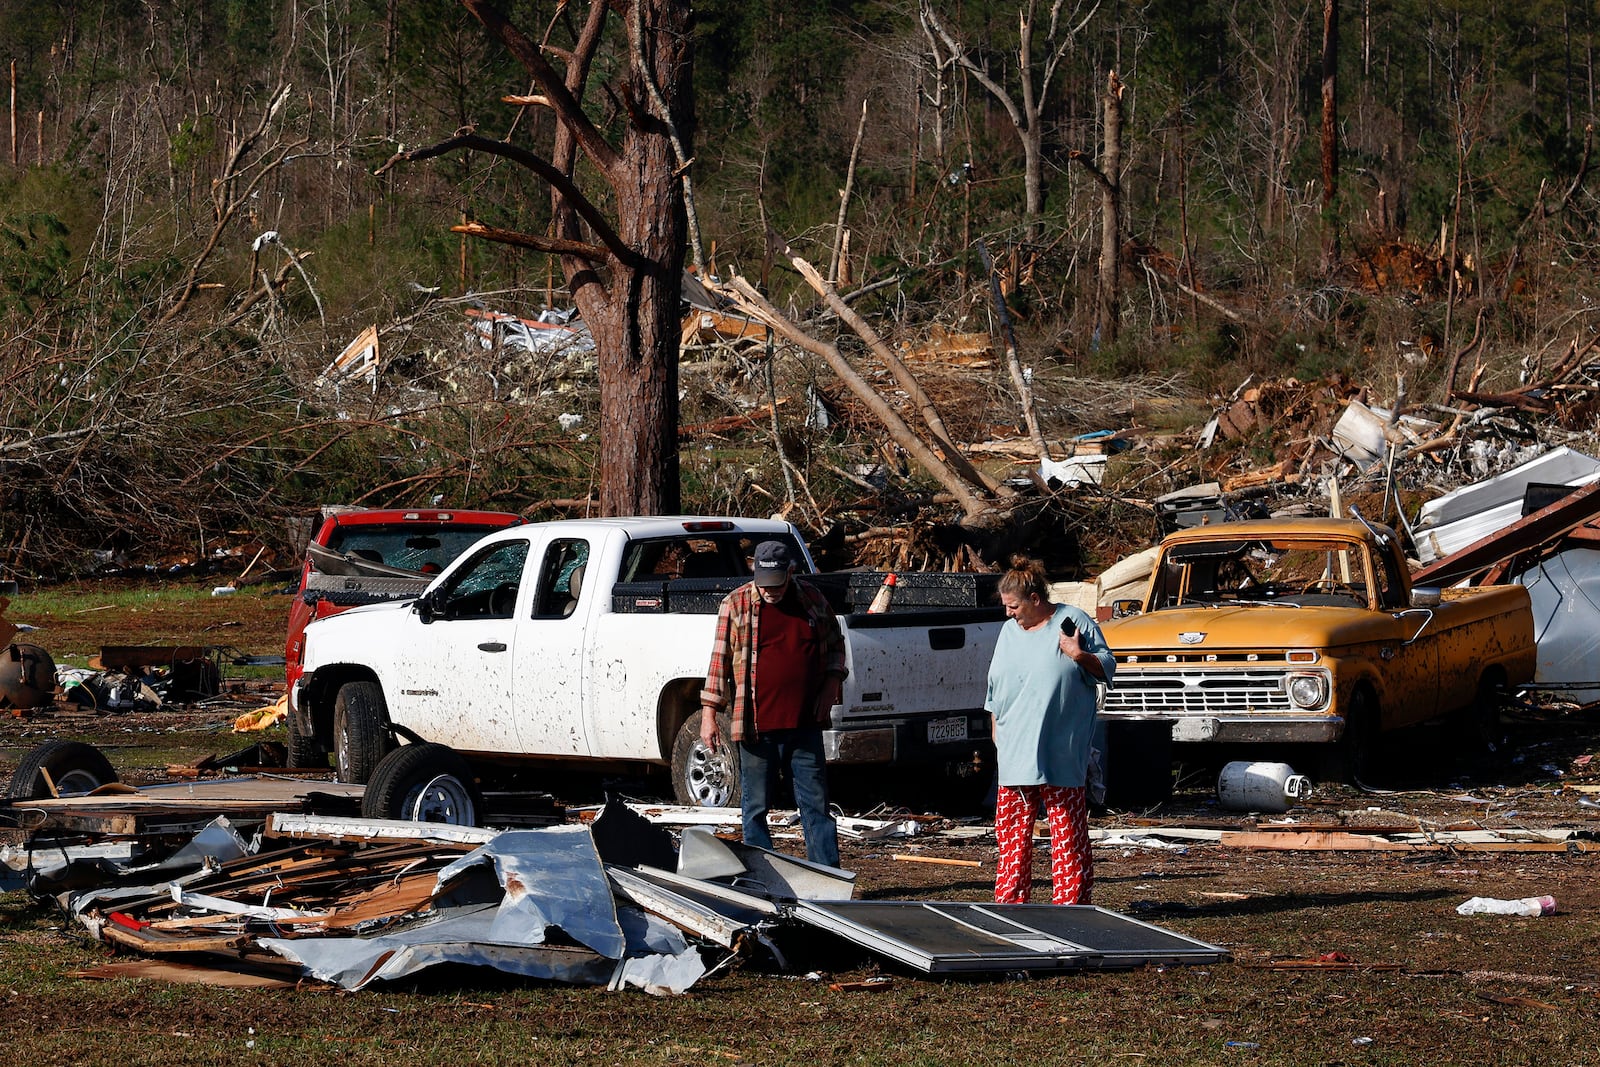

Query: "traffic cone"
(866, 572), (897, 613)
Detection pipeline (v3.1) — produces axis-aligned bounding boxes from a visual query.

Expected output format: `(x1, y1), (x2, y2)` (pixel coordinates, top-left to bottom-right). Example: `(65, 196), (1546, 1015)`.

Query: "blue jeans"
(738, 728), (840, 868)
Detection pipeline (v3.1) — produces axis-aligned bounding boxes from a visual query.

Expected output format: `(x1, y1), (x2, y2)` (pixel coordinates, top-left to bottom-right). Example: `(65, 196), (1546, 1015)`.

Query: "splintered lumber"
(81, 839), (481, 953)
(11, 777), (366, 835)
(101, 920), (255, 955)
(891, 854), (983, 867)
(1221, 830), (1418, 851)
(1220, 829), (1579, 852)
(68, 958), (301, 989)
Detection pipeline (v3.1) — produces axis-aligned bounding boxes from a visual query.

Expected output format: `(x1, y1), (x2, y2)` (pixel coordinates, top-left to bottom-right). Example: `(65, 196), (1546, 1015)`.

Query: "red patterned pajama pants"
(993, 783), (1092, 905)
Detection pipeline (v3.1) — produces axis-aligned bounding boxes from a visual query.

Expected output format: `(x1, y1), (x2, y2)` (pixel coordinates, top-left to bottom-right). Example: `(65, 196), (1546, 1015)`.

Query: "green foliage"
(168, 115), (217, 172)
(7, 0), (1600, 574)
(0, 210), (71, 311)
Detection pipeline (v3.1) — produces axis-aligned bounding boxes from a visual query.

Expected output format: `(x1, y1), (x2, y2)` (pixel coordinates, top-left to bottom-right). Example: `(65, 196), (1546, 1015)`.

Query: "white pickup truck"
(287, 516), (1003, 822)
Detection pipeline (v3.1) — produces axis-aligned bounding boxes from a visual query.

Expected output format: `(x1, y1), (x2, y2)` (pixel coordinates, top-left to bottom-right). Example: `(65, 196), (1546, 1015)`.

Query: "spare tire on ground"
(360, 743), (483, 826)
(7, 739), (119, 799)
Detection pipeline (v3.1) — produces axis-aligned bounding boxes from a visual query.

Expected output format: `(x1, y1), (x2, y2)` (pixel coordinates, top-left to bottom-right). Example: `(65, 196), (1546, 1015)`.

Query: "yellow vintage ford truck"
(1099, 515), (1536, 780)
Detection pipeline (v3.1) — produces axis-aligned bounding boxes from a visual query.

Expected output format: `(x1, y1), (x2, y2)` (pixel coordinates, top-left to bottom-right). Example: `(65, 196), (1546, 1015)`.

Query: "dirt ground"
(3, 580), (1600, 1063)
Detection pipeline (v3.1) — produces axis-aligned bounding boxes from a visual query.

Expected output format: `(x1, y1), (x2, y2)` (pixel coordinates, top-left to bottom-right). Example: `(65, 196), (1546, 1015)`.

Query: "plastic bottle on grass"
(1455, 895), (1556, 916)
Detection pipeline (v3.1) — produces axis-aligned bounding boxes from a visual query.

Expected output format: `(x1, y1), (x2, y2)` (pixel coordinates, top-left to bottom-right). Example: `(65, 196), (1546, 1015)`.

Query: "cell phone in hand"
(1060, 616), (1077, 637)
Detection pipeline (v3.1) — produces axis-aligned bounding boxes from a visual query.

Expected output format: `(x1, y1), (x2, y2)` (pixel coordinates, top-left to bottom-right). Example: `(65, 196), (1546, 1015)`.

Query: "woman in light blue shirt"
(986, 555), (1114, 904)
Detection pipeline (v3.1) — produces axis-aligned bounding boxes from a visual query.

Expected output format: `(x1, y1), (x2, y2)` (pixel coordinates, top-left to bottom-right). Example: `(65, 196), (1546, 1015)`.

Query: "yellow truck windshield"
(1151, 537), (1395, 610)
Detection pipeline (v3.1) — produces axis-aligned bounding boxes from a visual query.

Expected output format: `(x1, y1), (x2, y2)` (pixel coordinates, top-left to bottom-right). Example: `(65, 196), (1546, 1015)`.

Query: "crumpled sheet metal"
(257, 901), (703, 993)
(259, 901), (615, 990)
(608, 865), (763, 949)
(676, 826), (856, 901)
(613, 907), (705, 995)
(257, 824), (708, 992)
(434, 825), (626, 959)
(1515, 545), (1600, 699)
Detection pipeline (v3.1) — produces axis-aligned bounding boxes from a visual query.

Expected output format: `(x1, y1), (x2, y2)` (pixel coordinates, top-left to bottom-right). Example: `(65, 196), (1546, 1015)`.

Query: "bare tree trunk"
(592, 0), (687, 516)
(978, 240), (1051, 463)
(718, 276), (994, 522)
(1095, 71), (1123, 347)
(922, 1), (1100, 242)
(412, 0), (692, 517)
(778, 237), (1006, 496)
(830, 99), (869, 285)
(1320, 0), (1340, 272)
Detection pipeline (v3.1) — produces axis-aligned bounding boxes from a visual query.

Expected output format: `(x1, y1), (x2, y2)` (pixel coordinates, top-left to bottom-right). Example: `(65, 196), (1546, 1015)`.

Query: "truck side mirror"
(414, 592), (436, 623)
(1410, 587), (1442, 608)
(1111, 598), (1142, 618)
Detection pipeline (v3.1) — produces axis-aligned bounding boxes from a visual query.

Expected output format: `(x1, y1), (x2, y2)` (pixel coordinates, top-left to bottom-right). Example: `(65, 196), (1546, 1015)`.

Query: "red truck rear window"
(322, 525), (508, 575)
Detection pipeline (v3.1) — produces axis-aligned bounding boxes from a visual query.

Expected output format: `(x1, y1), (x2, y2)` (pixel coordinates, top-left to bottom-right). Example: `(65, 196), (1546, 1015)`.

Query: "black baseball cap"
(752, 541), (795, 586)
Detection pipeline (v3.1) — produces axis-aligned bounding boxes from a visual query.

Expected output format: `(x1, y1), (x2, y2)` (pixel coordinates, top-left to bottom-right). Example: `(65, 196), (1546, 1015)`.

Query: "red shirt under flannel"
(700, 579), (847, 741)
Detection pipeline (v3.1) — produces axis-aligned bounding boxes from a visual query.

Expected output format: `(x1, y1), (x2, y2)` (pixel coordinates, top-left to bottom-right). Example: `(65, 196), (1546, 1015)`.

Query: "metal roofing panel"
(788, 901), (1226, 974)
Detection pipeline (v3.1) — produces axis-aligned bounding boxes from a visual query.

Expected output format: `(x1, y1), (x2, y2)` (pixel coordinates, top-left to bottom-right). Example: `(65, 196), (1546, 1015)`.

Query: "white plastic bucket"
(1216, 761), (1312, 813)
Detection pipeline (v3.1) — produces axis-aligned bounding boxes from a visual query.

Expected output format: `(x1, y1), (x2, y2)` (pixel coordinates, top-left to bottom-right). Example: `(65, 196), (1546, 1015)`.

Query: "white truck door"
(511, 534), (594, 757)
(388, 536), (530, 753)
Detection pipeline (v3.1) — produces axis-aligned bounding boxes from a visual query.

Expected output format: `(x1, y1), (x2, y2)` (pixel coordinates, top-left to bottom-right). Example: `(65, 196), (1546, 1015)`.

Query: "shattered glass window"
(431, 539), (530, 620)
(618, 534), (796, 582)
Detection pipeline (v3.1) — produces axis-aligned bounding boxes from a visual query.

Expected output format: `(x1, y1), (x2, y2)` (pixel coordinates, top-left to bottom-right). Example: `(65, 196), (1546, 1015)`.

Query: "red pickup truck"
(284, 507), (522, 700)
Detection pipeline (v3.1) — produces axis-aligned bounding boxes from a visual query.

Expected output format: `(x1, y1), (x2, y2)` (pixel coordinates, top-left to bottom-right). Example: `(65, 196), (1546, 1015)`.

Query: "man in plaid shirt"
(700, 540), (847, 866)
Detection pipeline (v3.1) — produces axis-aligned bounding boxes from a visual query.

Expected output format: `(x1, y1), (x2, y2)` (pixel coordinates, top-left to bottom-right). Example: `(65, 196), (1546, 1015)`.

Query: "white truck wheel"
(334, 679), (393, 783)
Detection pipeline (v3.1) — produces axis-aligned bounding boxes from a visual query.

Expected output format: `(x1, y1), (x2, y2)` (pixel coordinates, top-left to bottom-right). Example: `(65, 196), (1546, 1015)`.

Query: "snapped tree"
(379, 0), (692, 516)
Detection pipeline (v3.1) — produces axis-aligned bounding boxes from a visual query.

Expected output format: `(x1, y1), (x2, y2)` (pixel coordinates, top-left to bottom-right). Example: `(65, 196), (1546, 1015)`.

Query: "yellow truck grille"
(1102, 670), (1294, 715)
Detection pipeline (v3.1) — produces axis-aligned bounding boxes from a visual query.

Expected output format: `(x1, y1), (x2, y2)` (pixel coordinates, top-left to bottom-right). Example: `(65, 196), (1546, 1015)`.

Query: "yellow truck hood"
(1103, 603), (1394, 653)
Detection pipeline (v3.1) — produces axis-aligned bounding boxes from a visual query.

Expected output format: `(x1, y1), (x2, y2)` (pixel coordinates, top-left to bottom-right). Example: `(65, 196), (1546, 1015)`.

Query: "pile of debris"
(3, 792), (1224, 994)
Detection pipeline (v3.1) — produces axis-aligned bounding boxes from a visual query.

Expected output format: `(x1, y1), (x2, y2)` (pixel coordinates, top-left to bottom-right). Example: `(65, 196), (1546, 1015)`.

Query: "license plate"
(927, 716), (968, 744)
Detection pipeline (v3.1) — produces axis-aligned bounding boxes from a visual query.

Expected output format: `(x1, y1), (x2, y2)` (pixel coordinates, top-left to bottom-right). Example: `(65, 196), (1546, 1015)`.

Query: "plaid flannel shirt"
(700, 579), (848, 741)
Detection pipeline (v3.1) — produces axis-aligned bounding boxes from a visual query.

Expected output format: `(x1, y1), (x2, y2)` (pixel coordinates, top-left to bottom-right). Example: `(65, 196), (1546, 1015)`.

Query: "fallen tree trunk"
(715, 274), (997, 523)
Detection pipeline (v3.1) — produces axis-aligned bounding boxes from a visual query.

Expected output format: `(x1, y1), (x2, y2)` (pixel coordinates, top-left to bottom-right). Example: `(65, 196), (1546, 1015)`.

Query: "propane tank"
(1216, 760), (1312, 813)
(0, 643), (58, 710)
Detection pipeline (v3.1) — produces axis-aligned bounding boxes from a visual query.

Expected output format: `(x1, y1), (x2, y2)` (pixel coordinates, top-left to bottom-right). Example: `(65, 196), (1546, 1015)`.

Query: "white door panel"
(391, 537), (530, 753)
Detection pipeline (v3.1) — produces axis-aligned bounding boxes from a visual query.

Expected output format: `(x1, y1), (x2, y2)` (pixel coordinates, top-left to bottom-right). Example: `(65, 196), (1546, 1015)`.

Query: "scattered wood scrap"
(891, 854), (983, 868)
(91, 838), (479, 957)
(1477, 992), (1563, 1011)
(1220, 828), (1590, 852)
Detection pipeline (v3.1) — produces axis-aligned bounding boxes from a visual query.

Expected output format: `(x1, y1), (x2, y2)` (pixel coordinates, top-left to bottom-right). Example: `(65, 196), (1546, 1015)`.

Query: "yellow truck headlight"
(1287, 673), (1329, 709)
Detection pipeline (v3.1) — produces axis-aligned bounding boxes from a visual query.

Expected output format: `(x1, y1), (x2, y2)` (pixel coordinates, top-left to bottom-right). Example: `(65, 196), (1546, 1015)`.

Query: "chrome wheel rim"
(683, 741), (736, 807)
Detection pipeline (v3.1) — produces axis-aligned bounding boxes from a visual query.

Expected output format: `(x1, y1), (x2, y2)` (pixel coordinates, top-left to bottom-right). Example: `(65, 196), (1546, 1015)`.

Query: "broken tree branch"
(460, 0), (620, 174)
(450, 221), (608, 262)
(376, 134), (635, 266)
(771, 232), (1008, 496)
(977, 239), (1051, 465)
(716, 273), (994, 522)
(1443, 305), (1490, 400)
(829, 98), (869, 286)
